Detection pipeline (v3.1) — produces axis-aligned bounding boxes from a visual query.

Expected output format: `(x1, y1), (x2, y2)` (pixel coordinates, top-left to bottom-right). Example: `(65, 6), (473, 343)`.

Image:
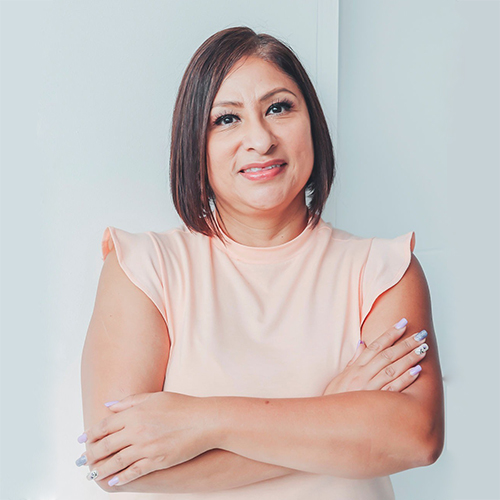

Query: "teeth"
(244, 164), (283, 173)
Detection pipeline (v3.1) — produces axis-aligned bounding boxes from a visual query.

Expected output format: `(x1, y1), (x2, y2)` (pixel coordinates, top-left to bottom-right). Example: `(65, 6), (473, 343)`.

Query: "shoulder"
(150, 224), (208, 254)
(318, 219), (366, 243)
(99, 225), (190, 328)
(361, 252), (431, 346)
(102, 224), (200, 261)
(318, 222), (413, 272)
(97, 246), (168, 340)
(316, 220), (373, 257)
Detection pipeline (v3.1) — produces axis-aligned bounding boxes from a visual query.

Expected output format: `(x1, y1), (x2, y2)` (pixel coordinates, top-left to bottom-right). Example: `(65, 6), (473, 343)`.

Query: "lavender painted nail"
(75, 455), (87, 467)
(108, 476), (120, 487)
(394, 318), (408, 329)
(414, 329), (428, 342)
(77, 433), (87, 444)
(410, 365), (422, 376)
(105, 401), (119, 407)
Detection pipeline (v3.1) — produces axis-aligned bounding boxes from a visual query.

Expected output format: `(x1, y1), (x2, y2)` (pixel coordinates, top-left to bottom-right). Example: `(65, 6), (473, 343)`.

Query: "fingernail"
(75, 455), (87, 467)
(108, 476), (120, 486)
(413, 329), (428, 342)
(105, 401), (119, 407)
(87, 470), (98, 481)
(410, 365), (422, 376)
(415, 343), (429, 355)
(77, 433), (87, 444)
(394, 318), (408, 329)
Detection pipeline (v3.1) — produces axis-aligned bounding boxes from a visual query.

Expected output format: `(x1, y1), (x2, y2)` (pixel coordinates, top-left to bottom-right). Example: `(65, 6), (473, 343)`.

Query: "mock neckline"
(211, 217), (324, 264)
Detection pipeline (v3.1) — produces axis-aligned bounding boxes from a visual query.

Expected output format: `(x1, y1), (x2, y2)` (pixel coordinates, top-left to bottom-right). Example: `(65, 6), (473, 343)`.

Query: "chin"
(244, 188), (306, 212)
(242, 198), (291, 214)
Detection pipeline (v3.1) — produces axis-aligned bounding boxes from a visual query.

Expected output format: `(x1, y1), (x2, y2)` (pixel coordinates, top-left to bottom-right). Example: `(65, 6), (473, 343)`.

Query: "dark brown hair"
(170, 26), (335, 242)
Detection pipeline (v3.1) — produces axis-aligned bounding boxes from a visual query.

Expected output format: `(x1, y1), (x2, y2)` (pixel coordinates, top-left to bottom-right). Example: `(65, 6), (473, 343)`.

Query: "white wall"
(0, 1), (337, 499)
(334, 1), (499, 499)
(1, 1), (498, 499)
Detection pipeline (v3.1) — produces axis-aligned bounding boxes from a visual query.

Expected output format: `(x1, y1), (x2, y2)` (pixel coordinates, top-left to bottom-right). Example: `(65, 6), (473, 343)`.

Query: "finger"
(85, 428), (129, 466)
(356, 318), (408, 365)
(85, 413), (125, 446)
(104, 401), (121, 412)
(105, 458), (157, 488)
(381, 364), (423, 392)
(347, 340), (366, 366)
(104, 393), (150, 412)
(85, 446), (139, 486)
(367, 341), (428, 390)
(364, 330), (429, 387)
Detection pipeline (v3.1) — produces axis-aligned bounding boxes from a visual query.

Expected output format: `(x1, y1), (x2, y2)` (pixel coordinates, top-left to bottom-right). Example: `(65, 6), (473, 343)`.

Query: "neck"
(214, 202), (311, 248)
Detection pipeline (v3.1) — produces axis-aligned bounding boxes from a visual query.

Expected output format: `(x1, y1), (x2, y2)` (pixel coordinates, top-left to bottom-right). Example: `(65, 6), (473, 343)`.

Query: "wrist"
(202, 396), (229, 450)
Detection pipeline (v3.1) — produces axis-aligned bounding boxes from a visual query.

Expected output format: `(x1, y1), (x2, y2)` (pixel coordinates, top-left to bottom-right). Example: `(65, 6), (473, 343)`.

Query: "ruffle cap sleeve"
(360, 231), (416, 327)
(101, 226), (168, 327)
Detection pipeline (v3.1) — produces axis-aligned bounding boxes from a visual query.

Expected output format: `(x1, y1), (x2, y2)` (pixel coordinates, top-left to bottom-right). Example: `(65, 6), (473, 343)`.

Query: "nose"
(241, 115), (277, 155)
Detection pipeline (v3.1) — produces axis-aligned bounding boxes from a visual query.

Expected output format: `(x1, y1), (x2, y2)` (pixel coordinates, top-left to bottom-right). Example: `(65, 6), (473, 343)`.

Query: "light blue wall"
(0, 1), (336, 499)
(1, 1), (498, 499)
(334, 1), (499, 499)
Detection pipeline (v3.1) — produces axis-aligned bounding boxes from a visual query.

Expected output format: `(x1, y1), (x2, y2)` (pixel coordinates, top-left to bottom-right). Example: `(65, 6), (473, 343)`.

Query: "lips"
(239, 159), (287, 172)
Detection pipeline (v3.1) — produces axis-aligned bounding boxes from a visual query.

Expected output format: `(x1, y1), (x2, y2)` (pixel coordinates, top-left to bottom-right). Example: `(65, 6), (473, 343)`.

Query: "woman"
(78, 27), (444, 499)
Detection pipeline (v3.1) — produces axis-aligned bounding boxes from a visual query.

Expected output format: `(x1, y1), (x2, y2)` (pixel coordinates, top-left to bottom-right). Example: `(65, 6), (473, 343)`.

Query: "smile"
(242, 164), (285, 173)
(239, 163), (287, 181)
(239, 158), (287, 173)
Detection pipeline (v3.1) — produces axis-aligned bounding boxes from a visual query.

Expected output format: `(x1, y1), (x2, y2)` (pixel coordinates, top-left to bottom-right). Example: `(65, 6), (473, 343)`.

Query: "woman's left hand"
(77, 391), (220, 488)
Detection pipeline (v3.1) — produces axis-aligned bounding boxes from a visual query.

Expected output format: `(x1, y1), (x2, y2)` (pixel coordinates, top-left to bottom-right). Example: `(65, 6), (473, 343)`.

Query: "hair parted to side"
(170, 26), (335, 242)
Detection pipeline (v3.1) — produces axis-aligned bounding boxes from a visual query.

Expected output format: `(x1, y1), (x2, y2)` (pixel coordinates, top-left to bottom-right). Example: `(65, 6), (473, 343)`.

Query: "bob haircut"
(170, 26), (335, 242)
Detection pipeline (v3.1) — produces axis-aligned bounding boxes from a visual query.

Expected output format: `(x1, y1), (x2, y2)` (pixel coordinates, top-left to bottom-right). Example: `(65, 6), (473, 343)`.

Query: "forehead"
(213, 56), (301, 101)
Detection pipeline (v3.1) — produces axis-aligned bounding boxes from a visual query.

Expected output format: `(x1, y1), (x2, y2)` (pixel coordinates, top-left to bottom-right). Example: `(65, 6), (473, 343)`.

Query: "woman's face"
(206, 56), (314, 221)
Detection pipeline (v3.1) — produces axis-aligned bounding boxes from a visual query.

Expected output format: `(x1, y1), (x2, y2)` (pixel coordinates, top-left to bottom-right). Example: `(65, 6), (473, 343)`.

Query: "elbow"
(417, 416), (445, 467)
(420, 433), (444, 466)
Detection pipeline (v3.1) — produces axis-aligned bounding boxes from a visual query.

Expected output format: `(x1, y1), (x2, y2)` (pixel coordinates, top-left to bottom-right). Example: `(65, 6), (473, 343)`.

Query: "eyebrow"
(212, 87), (298, 109)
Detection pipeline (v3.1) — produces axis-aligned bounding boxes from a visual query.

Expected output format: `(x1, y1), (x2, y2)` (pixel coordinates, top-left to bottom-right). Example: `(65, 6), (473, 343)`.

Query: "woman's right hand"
(322, 320), (429, 396)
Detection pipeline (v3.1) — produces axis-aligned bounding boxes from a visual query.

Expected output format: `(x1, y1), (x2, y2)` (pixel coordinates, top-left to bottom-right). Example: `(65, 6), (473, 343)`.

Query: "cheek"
(289, 122), (314, 169)
(206, 137), (234, 191)
(206, 139), (217, 170)
(207, 135), (235, 168)
(206, 139), (223, 177)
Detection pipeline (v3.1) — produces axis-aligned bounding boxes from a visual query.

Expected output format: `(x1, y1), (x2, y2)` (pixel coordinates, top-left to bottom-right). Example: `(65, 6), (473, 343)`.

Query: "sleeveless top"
(101, 217), (415, 500)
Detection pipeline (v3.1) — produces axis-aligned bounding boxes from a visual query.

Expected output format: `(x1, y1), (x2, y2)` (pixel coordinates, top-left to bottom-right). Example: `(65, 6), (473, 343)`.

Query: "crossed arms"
(80, 247), (444, 493)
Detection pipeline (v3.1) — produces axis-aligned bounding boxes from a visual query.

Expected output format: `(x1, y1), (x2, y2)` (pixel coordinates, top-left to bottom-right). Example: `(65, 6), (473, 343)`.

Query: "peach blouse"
(101, 217), (415, 499)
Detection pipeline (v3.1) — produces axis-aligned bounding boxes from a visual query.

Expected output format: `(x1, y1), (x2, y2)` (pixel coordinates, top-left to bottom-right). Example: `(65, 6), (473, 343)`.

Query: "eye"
(212, 111), (240, 127)
(267, 99), (294, 115)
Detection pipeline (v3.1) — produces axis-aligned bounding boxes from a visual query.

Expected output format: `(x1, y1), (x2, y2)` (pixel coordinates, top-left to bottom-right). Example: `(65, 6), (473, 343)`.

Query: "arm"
(81, 247), (297, 494)
(210, 254), (444, 478)
(84, 250), (444, 491)
(106, 449), (296, 494)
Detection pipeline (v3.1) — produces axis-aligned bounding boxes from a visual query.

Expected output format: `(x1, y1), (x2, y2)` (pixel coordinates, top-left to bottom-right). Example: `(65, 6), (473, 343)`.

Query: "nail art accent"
(413, 329), (428, 342)
(105, 401), (119, 407)
(410, 365), (422, 376)
(77, 433), (87, 444)
(108, 476), (120, 487)
(75, 455), (87, 467)
(415, 343), (429, 355)
(87, 470), (98, 481)
(395, 318), (408, 329)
